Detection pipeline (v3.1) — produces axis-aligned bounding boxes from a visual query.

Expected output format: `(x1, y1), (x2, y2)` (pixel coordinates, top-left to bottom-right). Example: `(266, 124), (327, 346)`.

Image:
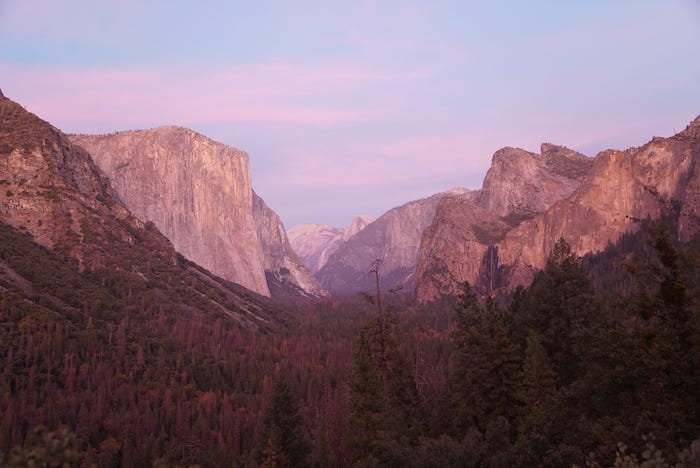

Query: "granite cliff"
(70, 128), (325, 298)
(316, 189), (471, 294)
(0, 91), (276, 327)
(474, 144), (593, 219)
(498, 117), (700, 287)
(415, 118), (700, 302)
(288, 215), (374, 273)
(252, 191), (328, 298)
(415, 144), (592, 301)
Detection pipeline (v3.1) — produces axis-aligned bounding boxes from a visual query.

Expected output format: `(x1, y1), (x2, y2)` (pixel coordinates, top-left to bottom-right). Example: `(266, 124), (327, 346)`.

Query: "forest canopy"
(1, 220), (700, 466)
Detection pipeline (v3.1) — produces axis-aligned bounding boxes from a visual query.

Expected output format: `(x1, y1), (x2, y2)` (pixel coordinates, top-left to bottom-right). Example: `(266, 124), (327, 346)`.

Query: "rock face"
(415, 118), (700, 302)
(498, 118), (700, 286)
(474, 144), (593, 218)
(288, 215), (373, 273)
(0, 92), (275, 327)
(0, 92), (131, 268)
(316, 189), (471, 294)
(415, 195), (510, 300)
(70, 128), (325, 299)
(252, 191), (328, 298)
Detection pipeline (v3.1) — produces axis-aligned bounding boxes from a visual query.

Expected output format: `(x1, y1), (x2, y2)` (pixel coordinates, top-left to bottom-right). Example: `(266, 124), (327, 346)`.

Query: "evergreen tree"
(449, 282), (490, 433)
(347, 329), (384, 463)
(448, 283), (522, 464)
(517, 238), (597, 386)
(485, 315), (521, 426)
(519, 330), (557, 409)
(347, 291), (421, 465)
(260, 376), (311, 468)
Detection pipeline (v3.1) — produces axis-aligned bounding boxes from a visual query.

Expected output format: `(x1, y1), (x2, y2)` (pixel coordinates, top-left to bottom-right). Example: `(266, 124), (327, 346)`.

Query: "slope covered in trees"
(2, 218), (700, 466)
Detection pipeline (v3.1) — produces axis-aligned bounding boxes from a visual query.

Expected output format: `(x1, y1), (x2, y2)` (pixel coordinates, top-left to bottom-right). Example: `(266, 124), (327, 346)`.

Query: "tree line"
(1, 221), (700, 466)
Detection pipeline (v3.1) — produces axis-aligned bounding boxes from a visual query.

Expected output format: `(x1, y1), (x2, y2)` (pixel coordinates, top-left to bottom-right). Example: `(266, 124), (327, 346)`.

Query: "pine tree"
(259, 376), (310, 468)
(347, 328), (384, 463)
(449, 282), (490, 432)
(519, 330), (557, 408)
(518, 238), (597, 386)
(485, 315), (521, 425)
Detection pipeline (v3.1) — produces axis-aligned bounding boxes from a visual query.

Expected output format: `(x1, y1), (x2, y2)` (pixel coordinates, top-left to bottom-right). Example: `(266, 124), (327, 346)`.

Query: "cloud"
(253, 130), (494, 195)
(0, 61), (421, 129)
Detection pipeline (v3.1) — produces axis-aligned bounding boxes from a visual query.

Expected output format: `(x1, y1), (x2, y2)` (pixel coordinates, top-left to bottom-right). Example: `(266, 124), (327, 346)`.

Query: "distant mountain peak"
(343, 215), (374, 241)
(443, 186), (472, 196)
(288, 215), (374, 274)
(473, 144), (592, 219)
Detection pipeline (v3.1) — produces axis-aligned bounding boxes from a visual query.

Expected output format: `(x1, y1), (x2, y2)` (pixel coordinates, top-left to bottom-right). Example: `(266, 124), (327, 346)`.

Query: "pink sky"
(1, 1), (699, 226)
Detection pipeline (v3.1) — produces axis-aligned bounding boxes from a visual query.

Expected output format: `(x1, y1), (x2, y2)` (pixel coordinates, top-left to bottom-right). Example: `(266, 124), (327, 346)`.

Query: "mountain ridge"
(288, 214), (374, 274)
(315, 188), (472, 294)
(415, 115), (700, 302)
(69, 127), (326, 299)
(0, 91), (278, 327)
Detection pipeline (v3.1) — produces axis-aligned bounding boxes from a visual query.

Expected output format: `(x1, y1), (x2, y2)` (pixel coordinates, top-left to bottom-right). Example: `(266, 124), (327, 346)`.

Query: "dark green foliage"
(260, 376), (311, 467)
(513, 238), (598, 386)
(519, 330), (556, 408)
(2, 216), (699, 466)
(447, 283), (521, 464)
(347, 309), (421, 466)
(449, 283), (491, 432)
(347, 329), (384, 462)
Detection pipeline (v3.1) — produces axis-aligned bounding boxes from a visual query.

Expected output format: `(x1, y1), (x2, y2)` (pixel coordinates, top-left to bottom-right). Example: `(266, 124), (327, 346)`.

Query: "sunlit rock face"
(288, 215), (374, 274)
(414, 116), (700, 303)
(474, 143), (593, 218)
(499, 117), (700, 286)
(316, 188), (473, 295)
(1, 92), (284, 328)
(70, 128), (325, 298)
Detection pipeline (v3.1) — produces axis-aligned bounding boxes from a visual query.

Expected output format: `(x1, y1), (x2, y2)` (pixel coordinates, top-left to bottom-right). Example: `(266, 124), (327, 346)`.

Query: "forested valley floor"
(1, 220), (700, 467)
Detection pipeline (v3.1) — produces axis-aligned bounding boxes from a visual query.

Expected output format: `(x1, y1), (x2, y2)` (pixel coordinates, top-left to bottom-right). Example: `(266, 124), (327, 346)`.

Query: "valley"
(1, 88), (700, 466)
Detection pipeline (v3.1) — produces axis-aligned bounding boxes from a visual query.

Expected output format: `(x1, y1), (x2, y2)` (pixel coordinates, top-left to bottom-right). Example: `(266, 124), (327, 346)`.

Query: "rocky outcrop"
(70, 127), (268, 295)
(474, 144), (592, 219)
(317, 188), (471, 294)
(415, 195), (510, 300)
(70, 128), (324, 298)
(0, 91), (276, 327)
(288, 215), (373, 273)
(498, 117), (700, 285)
(415, 117), (700, 303)
(0, 91), (131, 267)
(252, 191), (327, 298)
(343, 215), (374, 241)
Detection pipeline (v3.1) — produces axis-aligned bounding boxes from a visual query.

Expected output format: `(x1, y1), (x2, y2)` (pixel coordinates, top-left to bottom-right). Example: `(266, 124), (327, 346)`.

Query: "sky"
(1, 1), (699, 228)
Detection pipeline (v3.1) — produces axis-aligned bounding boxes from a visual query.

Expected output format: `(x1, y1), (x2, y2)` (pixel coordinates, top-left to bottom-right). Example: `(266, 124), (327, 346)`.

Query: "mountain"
(316, 189), (472, 294)
(288, 215), (374, 273)
(415, 119), (700, 302)
(252, 191), (328, 298)
(473, 143), (593, 219)
(0, 90), (278, 328)
(69, 128), (326, 299)
(498, 117), (700, 286)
